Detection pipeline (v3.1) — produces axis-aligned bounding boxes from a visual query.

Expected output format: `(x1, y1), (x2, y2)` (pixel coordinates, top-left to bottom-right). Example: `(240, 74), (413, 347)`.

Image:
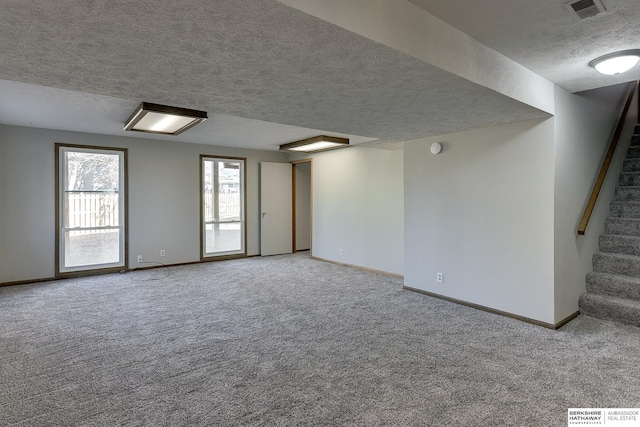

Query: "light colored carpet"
(1, 253), (638, 426)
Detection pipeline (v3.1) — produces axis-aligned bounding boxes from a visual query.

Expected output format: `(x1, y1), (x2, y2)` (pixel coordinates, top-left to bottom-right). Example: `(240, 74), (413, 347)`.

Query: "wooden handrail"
(577, 80), (639, 235)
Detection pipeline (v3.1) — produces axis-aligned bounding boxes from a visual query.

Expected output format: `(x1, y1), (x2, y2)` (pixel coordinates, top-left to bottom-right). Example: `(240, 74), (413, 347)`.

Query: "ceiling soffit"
(0, 0), (550, 148)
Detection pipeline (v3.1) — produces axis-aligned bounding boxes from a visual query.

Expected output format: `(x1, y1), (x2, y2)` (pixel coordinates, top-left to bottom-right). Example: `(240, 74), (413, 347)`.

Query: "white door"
(260, 162), (292, 256)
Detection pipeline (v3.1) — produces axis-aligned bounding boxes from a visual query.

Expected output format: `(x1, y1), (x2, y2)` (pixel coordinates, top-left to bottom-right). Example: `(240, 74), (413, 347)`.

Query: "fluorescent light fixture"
(124, 102), (207, 135)
(279, 135), (349, 153)
(589, 50), (640, 75)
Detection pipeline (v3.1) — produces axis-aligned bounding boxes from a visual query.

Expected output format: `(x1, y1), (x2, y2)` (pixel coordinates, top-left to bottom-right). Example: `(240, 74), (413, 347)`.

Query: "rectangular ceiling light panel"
(279, 135), (349, 153)
(287, 141), (345, 152)
(124, 102), (208, 135)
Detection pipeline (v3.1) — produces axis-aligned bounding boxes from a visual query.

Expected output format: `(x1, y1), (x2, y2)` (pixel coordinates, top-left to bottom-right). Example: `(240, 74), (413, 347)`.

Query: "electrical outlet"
(137, 255), (143, 263)
(339, 248), (343, 256)
(160, 249), (165, 257)
(437, 272), (444, 283)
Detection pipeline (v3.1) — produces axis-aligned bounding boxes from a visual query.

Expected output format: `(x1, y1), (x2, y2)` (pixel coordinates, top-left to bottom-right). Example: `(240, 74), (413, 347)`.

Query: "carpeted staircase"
(579, 124), (640, 326)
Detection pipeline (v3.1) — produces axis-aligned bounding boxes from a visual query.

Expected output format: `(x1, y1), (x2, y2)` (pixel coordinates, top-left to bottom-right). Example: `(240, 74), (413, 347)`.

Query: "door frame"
(291, 159), (313, 255)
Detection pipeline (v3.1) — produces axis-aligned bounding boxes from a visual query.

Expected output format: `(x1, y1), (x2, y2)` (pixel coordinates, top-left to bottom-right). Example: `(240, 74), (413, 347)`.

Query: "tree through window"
(56, 144), (127, 275)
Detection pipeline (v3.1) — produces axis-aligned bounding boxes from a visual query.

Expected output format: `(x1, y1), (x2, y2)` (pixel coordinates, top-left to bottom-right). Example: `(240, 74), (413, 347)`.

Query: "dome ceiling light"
(589, 50), (640, 76)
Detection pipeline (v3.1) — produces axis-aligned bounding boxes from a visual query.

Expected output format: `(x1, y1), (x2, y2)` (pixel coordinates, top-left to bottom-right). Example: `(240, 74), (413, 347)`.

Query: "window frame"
(200, 155), (247, 260)
(55, 143), (128, 277)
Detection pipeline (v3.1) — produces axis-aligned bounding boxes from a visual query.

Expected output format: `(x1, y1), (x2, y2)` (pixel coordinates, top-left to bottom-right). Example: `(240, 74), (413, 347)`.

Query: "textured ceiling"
(409, 0), (640, 93)
(0, 79), (376, 149)
(0, 0), (552, 150)
(6, 0), (640, 149)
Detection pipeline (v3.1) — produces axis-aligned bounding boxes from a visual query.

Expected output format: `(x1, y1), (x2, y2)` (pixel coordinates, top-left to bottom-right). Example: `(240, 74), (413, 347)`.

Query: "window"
(201, 156), (246, 259)
(56, 144), (127, 275)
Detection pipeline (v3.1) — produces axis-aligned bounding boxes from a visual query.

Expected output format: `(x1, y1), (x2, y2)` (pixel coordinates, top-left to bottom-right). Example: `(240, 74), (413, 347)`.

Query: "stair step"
(623, 159), (640, 172)
(628, 146), (640, 159)
(583, 124), (640, 328)
(604, 217), (640, 236)
(579, 293), (640, 327)
(609, 201), (640, 218)
(599, 234), (640, 256)
(586, 272), (640, 301)
(615, 186), (640, 201)
(593, 252), (640, 278)
(619, 172), (640, 186)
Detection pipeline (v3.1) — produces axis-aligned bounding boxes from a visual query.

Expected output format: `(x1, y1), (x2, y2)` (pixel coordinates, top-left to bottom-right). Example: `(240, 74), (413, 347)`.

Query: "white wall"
(295, 161), (311, 251)
(1, 126), (57, 283)
(404, 118), (556, 323)
(306, 146), (404, 275)
(553, 83), (639, 322)
(0, 125), (288, 283)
